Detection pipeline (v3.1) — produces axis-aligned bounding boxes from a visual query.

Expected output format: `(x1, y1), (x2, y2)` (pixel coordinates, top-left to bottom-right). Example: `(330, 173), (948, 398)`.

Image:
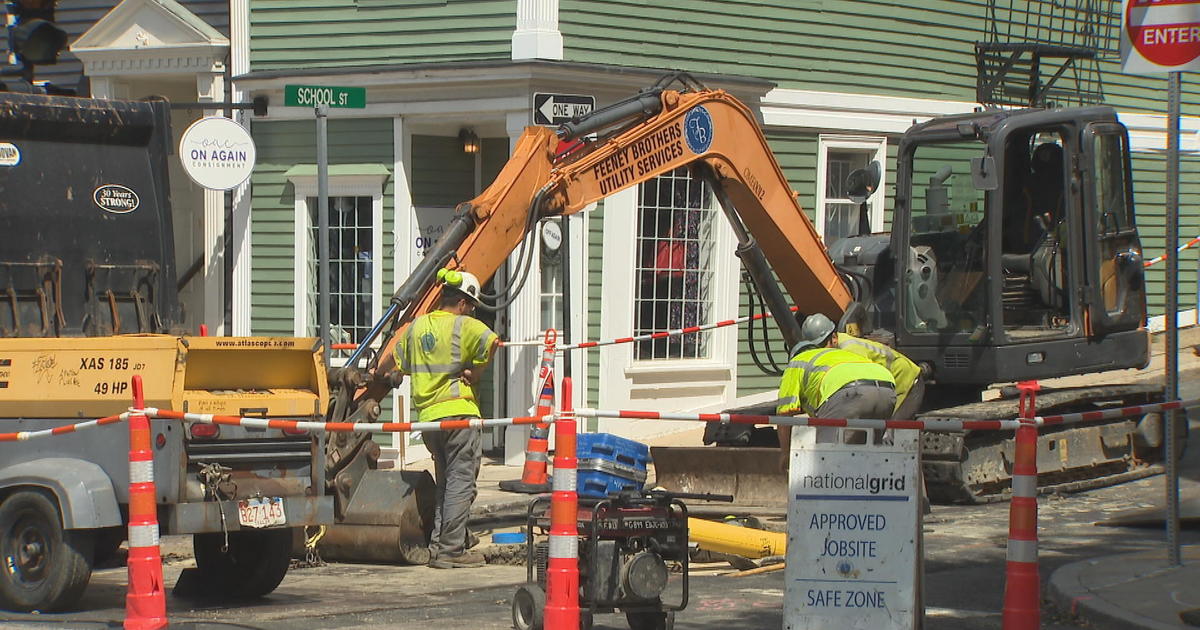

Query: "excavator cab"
(887, 107), (1148, 386)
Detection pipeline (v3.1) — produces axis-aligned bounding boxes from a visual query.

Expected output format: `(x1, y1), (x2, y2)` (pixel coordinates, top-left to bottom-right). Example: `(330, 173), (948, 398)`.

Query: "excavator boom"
(327, 79), (853, 507)
(379, 86), (847, 379)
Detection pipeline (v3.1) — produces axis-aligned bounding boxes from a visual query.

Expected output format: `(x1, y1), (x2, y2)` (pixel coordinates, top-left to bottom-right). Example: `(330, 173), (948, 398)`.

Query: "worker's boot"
(429, 549), (486, 569)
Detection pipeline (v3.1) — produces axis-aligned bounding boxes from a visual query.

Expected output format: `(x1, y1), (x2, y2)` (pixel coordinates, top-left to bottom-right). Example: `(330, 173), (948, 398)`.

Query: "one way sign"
(533, 93), (595, 126)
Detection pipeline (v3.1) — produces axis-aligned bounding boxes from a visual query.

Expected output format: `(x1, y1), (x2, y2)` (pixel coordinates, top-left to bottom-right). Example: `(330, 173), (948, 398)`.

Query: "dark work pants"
(422, 420), (482, 559)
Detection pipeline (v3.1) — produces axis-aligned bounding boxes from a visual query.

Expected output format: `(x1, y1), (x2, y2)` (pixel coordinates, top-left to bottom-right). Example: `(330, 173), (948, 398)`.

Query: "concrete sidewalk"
(1049, 546), (1200, 630)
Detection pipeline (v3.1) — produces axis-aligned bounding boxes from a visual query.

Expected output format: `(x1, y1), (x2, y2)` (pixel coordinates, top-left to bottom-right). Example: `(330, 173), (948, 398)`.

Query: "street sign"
(533, 93), (595, 126)
(1121, 0), (1200, 74)
(284, 84), (367, 109)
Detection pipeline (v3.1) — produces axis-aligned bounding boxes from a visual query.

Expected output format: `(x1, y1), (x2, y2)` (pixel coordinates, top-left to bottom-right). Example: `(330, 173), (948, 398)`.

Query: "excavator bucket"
(313, 469), (437, 565)
(651, 446), (788, 507)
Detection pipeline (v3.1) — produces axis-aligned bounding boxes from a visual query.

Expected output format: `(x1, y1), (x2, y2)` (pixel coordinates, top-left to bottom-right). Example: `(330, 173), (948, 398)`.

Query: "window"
(305, 196), (373, 357)
(904, 140), (987, 335)
(539, 220), (564, 330)
(817, 136), (887, 247)
(633, 167), (716, 360)
(286, 165), (388, 364)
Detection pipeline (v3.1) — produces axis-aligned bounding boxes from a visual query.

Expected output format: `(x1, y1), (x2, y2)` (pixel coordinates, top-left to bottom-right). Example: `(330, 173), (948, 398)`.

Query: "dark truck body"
(0, 93), (332, 612)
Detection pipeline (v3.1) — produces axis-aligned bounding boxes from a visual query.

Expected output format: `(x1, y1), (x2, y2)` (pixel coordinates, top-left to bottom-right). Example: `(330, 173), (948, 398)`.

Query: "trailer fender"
(0, 458), (122, 529)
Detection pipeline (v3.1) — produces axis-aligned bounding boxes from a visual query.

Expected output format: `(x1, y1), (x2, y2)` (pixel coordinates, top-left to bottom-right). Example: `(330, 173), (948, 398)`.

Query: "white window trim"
(598, 185), (740, 421)
(288, 173), (388, 367)
(816, 135), (888, 240)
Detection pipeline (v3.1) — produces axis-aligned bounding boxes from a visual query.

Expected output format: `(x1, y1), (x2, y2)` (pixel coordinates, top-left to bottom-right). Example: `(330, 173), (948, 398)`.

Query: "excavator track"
(921, 382), (1174, 504)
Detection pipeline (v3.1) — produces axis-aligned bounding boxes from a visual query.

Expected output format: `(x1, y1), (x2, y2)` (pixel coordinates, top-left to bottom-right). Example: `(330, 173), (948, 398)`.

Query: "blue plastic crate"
(575, 432), (650, 471)
(577, 468), (643, 499)
(574, 433), (649, 499)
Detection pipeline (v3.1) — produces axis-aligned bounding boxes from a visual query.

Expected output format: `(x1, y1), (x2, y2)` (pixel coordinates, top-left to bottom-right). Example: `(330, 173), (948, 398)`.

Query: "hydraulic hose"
(557, 90), (664, 141)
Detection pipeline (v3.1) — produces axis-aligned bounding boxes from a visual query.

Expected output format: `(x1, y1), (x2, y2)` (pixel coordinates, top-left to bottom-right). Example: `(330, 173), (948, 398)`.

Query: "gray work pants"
(814, 381), (897, 444)
(422, 420), (482, 558)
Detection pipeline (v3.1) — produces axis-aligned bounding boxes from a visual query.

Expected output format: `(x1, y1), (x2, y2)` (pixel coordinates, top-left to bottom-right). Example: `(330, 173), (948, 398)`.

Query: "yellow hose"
(688, 517), (786, 558)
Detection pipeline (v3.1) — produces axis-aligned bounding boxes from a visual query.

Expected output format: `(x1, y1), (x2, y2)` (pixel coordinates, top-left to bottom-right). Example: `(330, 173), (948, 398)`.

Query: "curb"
(1047, 558), (1183, 630)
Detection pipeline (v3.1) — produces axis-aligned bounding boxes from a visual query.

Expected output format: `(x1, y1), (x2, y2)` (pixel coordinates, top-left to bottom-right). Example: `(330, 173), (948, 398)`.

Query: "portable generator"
(511, 490), (732, 630)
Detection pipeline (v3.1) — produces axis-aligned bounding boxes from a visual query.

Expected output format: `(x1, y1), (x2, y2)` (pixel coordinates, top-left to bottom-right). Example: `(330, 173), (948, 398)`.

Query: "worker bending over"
(395, 269), (499, 569)
(776, 314), (897, 451)
(821, 316), (926, 420)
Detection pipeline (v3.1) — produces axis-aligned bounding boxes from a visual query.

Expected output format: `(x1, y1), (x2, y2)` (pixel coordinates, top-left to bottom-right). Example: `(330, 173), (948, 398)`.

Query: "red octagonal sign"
(1126, 0), (1200, 69)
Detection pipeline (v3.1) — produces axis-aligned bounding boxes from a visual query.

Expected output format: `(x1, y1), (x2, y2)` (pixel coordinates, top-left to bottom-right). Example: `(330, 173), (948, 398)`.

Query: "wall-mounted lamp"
(459, 128), (480, 154)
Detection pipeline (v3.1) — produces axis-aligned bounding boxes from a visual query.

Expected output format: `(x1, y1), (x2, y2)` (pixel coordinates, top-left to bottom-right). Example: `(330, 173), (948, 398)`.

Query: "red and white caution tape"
(504, 306), (801, 350)
(139, 408), (551, 433)
(1144, 235), (1200, 268)
(575, 397), (1199, 433)
(5, 397), (1193, 442)
(576, 407), (1024, 432)
(1038, 398), (1195, 426)
(0, 413), (127, 442)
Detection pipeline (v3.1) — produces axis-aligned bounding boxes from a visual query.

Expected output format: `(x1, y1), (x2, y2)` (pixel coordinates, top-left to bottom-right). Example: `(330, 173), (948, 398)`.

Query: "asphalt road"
(2, 411), (1195, 630)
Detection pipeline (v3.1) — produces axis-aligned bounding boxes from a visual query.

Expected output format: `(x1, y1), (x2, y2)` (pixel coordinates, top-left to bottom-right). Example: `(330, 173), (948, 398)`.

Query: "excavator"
(326, 71), (1168, 512)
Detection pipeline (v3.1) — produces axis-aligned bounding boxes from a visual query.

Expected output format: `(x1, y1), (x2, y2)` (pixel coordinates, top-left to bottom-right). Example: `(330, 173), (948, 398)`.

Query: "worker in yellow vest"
(827, 318), (926, 420)
(395, 268), (499, 569)
(776, 314), (896, 450)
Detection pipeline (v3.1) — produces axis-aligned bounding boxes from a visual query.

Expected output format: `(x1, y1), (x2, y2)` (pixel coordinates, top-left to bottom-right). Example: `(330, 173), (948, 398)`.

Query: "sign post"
(284, 85), (367, 364)
(1121, 0), (1200, 568)
(785, 428), (921, 630)
(533, 93), (595, 126)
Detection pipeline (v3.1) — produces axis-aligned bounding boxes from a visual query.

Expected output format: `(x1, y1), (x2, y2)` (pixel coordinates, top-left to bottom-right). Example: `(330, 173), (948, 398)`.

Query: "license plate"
(237, 497), (286, 528)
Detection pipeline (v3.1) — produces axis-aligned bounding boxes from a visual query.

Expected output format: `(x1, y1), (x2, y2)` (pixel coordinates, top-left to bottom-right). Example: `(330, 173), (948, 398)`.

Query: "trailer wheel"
(193, 527), (292, 599)
(0, 489), (93, 612)
(511, 583), (545, 630)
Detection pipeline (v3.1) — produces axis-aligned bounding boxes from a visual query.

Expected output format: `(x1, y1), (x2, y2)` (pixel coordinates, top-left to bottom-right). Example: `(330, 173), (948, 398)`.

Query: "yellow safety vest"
(777, 347), (895, 416)
(837, 333), (921, 411)
(394, 310), (499, 422)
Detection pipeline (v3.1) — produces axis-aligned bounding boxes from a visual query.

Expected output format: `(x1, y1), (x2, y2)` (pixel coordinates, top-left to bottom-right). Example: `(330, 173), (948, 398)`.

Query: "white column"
(198, 71), (226, 334)
(392, 116), (423, 464)
(230, 0), (252, 335)
(511, 0), (563, 60)
(503, 110), (541, 465)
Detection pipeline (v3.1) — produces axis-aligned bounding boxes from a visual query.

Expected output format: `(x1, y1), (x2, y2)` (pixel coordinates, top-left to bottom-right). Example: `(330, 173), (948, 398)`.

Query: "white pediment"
(71, 0), (228, 77)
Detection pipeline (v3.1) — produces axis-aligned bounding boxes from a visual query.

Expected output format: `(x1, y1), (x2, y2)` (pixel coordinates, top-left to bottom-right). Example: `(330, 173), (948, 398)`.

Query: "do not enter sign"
(1122, 0), (1200, 73)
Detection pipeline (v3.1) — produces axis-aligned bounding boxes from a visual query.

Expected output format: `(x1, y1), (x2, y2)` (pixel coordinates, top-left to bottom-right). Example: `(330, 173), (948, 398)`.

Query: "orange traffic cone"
(500, 331), (557, 494)
(1002, 381), (1040, 630)
(125, 375), (167, 630)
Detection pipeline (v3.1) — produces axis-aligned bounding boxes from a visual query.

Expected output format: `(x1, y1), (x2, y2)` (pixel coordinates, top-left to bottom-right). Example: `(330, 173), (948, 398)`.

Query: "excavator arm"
(326, 76), (852, 509)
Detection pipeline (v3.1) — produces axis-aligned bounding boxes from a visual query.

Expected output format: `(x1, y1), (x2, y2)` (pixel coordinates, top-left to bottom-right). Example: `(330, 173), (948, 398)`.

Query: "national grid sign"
(786, 428), (921, 630)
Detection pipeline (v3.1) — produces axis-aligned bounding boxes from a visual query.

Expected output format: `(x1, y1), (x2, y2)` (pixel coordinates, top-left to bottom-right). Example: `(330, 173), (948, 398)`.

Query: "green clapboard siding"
(250, 117), (394, 336)
(249, 0), (517, 71)
(410, 135), (509, 206)
(559, 1), (1199, 112)
(1133, 152), (1200, 318)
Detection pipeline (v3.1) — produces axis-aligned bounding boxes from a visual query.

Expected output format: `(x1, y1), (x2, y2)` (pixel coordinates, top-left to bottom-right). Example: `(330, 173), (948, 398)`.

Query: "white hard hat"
(439, 268), (484, 306)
